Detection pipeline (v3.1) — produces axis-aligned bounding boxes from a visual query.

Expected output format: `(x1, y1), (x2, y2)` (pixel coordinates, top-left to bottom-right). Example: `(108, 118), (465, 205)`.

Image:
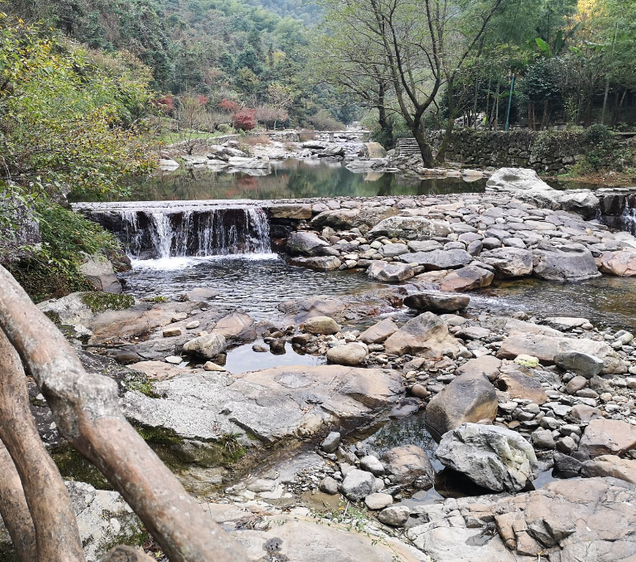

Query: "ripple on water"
(121, 255), (372, 320)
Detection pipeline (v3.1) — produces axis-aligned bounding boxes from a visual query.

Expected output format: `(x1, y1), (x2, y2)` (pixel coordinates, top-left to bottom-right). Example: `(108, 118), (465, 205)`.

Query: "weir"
(75, 202), (272, 259)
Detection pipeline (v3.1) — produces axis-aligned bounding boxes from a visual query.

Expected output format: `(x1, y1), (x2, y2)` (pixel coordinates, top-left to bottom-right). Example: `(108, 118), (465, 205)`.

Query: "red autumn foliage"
(234, 108), (256, 131)
(197, 94), (209, 106)
(153, 95), (175, 112)
(218, 98), (240, 113)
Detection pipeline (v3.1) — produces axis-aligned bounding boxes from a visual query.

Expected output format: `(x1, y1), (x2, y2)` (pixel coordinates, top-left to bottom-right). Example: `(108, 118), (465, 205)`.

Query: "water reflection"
(89, 160), (487, 202)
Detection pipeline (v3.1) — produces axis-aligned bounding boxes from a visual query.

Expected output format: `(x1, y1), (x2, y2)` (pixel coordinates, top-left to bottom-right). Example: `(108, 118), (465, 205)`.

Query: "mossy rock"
(80, 292), (135, 314)
(52, 445), (112, 490)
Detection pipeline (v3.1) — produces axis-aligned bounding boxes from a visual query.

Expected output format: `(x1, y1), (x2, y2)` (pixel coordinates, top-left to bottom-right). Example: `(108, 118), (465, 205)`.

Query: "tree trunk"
(0, 329), (85, 562)
(0, 266), (248, 562)
(412, 125), (435, 167)
(541, 100), (549, 130)
(0, 440), (37, 562)
(494, 81), (501, 130)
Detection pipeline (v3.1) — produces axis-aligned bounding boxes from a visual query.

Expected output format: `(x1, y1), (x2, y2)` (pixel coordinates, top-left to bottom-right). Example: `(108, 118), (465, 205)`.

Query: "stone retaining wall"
(397, 130), (589, 173)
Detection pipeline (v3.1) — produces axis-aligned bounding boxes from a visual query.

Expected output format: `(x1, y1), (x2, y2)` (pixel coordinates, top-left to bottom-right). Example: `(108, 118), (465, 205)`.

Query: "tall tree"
(316, 0), (508, 166)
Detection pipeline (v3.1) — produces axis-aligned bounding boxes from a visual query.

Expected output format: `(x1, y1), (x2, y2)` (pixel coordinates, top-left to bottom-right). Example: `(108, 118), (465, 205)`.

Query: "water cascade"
(76, 203), (272, 259)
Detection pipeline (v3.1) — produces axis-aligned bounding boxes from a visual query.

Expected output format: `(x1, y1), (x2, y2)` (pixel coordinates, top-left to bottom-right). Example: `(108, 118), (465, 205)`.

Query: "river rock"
(425, 372), (498, 442)
(182, 333), (227, 359)
(321, 431), (341, 453)
(384, 312), (460, 357)
(367, 261), (415, 283)
(436, 423), (539, 492)
(38, 292), (99, 326)
(533, 246), (601, 282)
(79, 254), (122, 293)
(381, 243), (409, 258)
(364, 142), (387, 159)
(496, 370), (548, 404)
(286, 231), (331, 256)
(359, 319), (398, 344)
(290, 256), (342, 271)
(457, 356), (502, 381)
(487, 167), (553, 194)
(341, 469), (376, 501)
(481, 248), (534, 278)
(327, 343), (368, 366)
(303, 316), (341, 335)
(581, 455), (636, 484)
(311, 209), (361, 230)
(440, 265), (495, 291)
(213, 313), (256, 344)
(497, 333), (620, 373)
(578, 419), (636, 457)
(369, 216), (451, 240)
(269, 204), (312, 220)
(381, 445), (434, 487)
(598, 251), (636, 277)
(402, 249), (472, 270)
(404, 292), (470, 313)
(377, 506), (411, 527)
(123, 365), (404, 444)
(360, 455), (385, 476)
(365, 493), (393, 511)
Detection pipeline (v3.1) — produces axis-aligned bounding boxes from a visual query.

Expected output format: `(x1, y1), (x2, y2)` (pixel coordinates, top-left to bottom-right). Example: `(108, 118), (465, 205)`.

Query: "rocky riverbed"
(25, 168), (636, 561)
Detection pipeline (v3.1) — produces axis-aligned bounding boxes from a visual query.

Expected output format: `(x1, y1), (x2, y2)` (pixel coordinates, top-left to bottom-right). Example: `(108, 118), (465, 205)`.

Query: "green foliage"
(6, 201), (123, 302)
(584, 123), (613, 146)
(0, 16), (155, 199)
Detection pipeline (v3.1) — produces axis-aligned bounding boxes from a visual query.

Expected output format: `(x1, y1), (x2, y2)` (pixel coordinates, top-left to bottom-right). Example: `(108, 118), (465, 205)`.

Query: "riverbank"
(23, 169), (636, 561)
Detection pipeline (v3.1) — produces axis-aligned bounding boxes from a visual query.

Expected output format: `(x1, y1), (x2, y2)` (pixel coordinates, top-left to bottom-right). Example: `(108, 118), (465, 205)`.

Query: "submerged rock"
(436, 423), (539, 493)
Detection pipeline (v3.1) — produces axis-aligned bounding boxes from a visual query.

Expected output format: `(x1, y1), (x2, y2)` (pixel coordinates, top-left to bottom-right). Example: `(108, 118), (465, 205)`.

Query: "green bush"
(6, 202), (124, 302)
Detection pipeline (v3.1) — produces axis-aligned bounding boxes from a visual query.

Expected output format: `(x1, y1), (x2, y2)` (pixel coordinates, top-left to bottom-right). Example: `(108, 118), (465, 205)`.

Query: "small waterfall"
(620, 202), (636, 236)
(86, 205), (272, 260)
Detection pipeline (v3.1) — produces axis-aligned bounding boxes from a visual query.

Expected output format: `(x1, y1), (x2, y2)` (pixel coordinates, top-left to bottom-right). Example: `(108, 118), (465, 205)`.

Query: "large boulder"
(425, 373), (498, 442)
(381, 445), (435, 488)
(79, 254), (122, 293)
(182, 333), (227, 360)
(384, 312), (460, 358)
(578, 419), (636, 457)
(598, 251), (636, 277)
(327, 343), (368, 366)
(404, 292), (470, 313)
(302, 316), (341, 335)
(497, 333), (623, 374)
(286, 232), (331, 256)
(436, 423), (539, 492)
(367, 261), (415, 283)
(440, 265), (494, 291)
(359, 319), (398, 344)
(369, 217), (451, 240)
(364, 142), (387, 159)
(487, 168), (553, 194)
(481, 248), (534, 278)
(402, 249), (472, 270)
(533, 246), (601, 282)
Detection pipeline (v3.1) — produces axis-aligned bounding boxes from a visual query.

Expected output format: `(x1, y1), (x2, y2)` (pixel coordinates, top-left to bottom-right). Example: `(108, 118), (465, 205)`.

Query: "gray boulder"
(533, 246), (601, 282)
(555, 351), (605, 379)
(182, 333), (226, 359)
(436, 423), (539, 492)
(384, 312), (460, 357)
(287, 231), (331, 256)
(327, 343), (368, 366)
(381, 445), (434, 488)
(367, 261), (415, 283)
(404, 292), (470, 313)
(369, 217), (451, 240)
(359, 319), (398, 344)
(425, 372), (498, 442)
(341, 469), (376, 501)
(481, 248), (534, 278)
(402, 249), (472, 270)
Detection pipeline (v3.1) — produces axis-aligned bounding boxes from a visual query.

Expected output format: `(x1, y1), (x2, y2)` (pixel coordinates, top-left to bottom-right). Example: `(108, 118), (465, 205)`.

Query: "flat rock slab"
(122, 365), (404, 444)
(207, 506), (423, 562)
(440, 265), (494, 292)
(579, 418), (636, 457)
(404, 292), (470, 313)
